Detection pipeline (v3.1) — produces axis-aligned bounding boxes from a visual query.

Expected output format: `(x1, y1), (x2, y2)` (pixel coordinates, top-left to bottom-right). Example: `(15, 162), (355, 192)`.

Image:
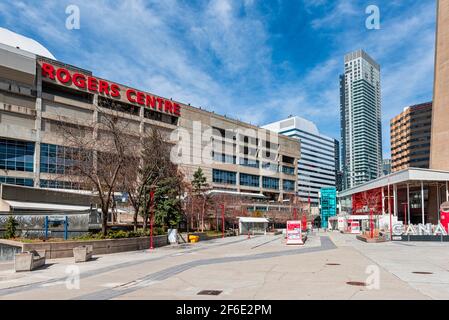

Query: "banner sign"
(391, 222), (449, 242)
(392, 223), (448, 236)
(286, 220), (303, 245)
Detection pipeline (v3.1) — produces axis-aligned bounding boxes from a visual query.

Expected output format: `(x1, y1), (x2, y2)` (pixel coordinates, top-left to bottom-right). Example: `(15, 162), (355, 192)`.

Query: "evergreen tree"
(4, 216), (18, 239)
(191, 167), (210, 231)
(154, 176), (183, 229)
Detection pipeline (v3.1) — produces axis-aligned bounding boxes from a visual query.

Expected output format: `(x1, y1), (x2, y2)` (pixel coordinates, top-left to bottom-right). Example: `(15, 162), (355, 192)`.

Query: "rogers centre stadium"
(0, 28), (300, 218)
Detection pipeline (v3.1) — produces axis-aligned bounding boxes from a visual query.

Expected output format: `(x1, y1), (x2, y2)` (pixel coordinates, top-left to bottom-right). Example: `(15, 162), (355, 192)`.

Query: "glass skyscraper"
(340, 49), (382, 189)
(263, 116), (338, 207)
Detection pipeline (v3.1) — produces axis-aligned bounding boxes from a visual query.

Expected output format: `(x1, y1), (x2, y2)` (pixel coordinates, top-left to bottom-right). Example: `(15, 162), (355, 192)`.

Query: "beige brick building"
(390, 102), (432, 172)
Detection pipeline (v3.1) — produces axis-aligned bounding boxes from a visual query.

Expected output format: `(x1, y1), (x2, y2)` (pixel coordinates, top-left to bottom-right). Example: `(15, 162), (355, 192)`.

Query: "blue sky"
(0, 0), (436, 157)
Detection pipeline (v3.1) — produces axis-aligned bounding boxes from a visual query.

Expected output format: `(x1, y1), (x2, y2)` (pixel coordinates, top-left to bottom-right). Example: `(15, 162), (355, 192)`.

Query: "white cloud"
(310, 1), (358, 29)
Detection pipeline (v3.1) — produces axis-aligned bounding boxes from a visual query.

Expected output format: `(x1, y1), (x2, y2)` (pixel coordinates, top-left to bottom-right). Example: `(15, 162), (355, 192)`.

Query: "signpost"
(286, 220), (303, 245)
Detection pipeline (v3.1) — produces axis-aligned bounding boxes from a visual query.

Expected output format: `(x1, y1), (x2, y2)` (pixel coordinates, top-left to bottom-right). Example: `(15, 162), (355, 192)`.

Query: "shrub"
(4, 216), (18, 239)
(74, 228), (167, 241)
(107, 230), (129, 239)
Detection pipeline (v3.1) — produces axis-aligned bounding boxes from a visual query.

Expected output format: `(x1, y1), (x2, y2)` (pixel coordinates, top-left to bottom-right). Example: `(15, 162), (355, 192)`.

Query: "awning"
(5, 200), (91, 211)
(97, 208), (129, 214)
(207, 190), (266, 199)
(238, 217), (269, 223)
(338, 168), (449, 198)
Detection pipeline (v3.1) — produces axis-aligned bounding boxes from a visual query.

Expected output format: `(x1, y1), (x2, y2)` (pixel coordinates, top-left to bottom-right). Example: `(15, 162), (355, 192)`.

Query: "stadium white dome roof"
(0, 27), (55, 59)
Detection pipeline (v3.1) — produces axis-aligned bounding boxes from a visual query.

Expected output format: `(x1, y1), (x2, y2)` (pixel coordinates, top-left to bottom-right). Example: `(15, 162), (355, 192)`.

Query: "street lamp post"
(149, 190), (155, 250)
(221, 203), (225, 239)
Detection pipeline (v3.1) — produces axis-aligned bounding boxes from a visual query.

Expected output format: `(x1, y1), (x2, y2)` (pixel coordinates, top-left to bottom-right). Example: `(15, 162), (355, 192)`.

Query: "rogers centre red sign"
(40, 62), (181, 117)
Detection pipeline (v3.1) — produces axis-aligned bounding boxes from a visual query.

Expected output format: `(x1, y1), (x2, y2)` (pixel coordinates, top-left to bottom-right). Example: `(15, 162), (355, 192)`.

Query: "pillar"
(437, 183), (440, 222)
(393, 184), (397, 217)
(407, 183), (410, 224)
(33, 65), (43, 188)
(387, 185), (391, 214)
(446, 181), (449, 201)
(421, 181), (425, 224)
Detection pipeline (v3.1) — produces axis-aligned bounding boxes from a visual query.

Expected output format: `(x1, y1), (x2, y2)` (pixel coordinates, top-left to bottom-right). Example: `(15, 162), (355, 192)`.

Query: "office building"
(263, 116), (337, 207)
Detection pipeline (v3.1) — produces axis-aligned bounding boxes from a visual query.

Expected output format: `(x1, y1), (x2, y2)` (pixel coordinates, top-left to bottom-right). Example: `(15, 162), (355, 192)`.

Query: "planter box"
(73, 245), (93, 263)
(356, 235), (387, 243)
(15, 250), (46, 272)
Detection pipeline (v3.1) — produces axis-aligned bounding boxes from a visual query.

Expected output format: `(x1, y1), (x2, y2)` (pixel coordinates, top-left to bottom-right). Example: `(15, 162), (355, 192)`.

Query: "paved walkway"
(0, 232), (447, 299)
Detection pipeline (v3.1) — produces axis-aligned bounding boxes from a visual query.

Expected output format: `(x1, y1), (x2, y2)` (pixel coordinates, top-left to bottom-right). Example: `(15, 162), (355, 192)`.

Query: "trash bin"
(188, 235), (199, 243)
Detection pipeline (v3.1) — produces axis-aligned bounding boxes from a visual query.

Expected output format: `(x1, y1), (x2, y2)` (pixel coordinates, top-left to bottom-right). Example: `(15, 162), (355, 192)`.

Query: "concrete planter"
(0, 236), (168, 259)
(73, 245), (93, 263)
(15, 250), (46, 272)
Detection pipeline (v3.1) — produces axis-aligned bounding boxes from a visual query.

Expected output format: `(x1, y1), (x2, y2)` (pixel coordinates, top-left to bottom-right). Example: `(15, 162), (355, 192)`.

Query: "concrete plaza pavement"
(0, 231), (447, 300)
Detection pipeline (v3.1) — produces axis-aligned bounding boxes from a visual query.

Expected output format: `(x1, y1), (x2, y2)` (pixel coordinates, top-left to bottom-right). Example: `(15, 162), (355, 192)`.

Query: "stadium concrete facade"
(0, 30), (300, 210)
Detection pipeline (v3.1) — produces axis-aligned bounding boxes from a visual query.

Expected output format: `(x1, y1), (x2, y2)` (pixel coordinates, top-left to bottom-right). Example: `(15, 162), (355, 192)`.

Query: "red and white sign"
(349, 220), (360, 234)
(40, 62), (181, 117)
(441, 211), (449, 233)
(286, 220), (303, 245)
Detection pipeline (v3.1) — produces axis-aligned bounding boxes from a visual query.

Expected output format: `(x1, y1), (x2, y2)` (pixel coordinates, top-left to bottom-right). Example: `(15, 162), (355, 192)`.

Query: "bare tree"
(209, 194), (250, 231)
(120, 127), (176, 232)
(58, 102), (138, 236)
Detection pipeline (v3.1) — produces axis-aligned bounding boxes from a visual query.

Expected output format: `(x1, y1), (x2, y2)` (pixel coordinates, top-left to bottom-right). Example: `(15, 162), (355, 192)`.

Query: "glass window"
(40, 179), (81, 190)
(262, 176), (279, 190)
(40, 144), (87, 174)
(240, 173), (259, 187)
(212, 169), (237, 185)
(239, 158), (259, 168)
(212, 152), (236, 164)
(283, 179), (295, 191)
(262, 162), (279, 172)
(282, 166), (295, 175)
(0, 176), (33, 187)
(0, 138), (35, 172)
